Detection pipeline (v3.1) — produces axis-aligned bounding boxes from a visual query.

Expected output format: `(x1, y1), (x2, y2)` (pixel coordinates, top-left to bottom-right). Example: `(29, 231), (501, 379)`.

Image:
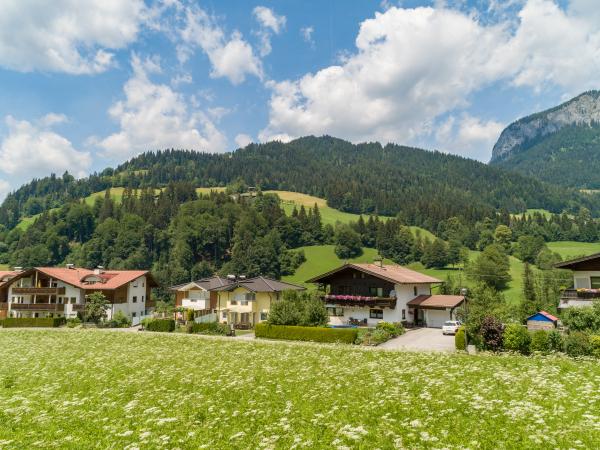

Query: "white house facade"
(556, 254), (600, 309)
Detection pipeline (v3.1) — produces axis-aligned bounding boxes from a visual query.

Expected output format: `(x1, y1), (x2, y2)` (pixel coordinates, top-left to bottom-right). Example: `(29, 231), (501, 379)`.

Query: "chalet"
(3, 266), (157, 325)
(556, 253), (600, 309)
(307, 263), (465, 328)
(170, 275), (305, 328)
(0, 270), (21, 319)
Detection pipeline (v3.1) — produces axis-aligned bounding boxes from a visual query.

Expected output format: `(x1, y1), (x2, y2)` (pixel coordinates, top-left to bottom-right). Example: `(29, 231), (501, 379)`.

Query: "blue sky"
(1, 0), (599, 199)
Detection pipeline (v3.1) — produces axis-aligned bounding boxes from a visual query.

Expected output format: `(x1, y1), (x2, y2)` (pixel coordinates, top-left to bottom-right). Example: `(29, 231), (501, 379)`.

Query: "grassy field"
(0, 330), (598, 449)
(511, 208), (553, 219)
(547, 241), (600, 259)
(0, 264), (8, 270)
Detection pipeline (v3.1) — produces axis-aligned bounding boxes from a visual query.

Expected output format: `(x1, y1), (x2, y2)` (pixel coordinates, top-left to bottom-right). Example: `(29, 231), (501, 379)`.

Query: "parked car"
(442, 320), (461, 335)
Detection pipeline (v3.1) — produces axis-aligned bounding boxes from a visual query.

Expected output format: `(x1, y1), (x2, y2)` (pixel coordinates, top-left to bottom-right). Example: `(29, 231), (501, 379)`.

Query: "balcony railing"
(322, 294), (397, 308)
(561, 288), (600, 300)
(12, 287), (66, 295)
(10, 303), (65, 311)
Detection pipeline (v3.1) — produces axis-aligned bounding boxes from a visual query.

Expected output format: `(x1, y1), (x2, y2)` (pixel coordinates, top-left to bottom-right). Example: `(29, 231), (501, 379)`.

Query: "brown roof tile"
(307, 263), (442, 285)
(407, 295), (465, 309)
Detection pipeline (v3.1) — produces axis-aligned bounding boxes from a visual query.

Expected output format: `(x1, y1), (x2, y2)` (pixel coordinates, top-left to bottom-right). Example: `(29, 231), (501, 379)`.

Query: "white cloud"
(260, 1), (600, 159)
(0, 0), (146, 74)
(260, 6), (509, 147)
(171, 72), (193, 87)
(0, 180), (11, 203)
(0, 115), (91, 178)
(96, 54), (228, 159)
(300, 26), (315, 47)
(253, 6), (286, 56)
(178, 6), (262, 84)
(435, 115), (504, 160)
(234, 133), (253, 148)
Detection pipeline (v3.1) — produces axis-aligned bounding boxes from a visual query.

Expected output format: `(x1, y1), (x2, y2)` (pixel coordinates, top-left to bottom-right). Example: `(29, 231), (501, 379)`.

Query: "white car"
(442, 321), (461, 335)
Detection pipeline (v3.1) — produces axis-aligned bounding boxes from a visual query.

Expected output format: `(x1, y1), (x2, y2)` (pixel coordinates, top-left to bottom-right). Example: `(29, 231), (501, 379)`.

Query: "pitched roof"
(12, 267), (156, 290)
(407, 295), (465, 309)
(526, 310), (559, 322)
(554, 252), (600, 269)
(212, 276), (305, 292)
(306, 263), (442, 285)
(170, 276), (233, 291)
(0, 271), (20, 288)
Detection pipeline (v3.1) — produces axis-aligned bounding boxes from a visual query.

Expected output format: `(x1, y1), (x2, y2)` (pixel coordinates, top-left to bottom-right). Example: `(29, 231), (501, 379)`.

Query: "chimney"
(239, 275), (246, 280)
(66, 263), (75, 269)
(374, 256), (384, 268)
(13, 266), (22, 272)
(95, 265), (105, 275)
(227, 274), (236, 280)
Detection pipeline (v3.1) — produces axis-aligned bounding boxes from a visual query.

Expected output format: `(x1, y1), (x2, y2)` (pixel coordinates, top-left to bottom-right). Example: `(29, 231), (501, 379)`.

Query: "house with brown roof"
(4, 266), (157, 325)
(307, 262), (465, 328)
(170, 275), (305, 328)
(555, 252), (600, 309)
(0, 270), (22, 319)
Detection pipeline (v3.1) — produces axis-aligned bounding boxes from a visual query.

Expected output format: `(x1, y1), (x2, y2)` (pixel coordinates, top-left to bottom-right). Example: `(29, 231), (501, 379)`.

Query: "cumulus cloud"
(260, 1), (600, 159)
(234, 133), (253, 148)
(178, 6), (262, 84)
(435, 115), (504, 160)
(95, 54), (228, 159)
(0, 0), (146, 74)
(253, 6), (286, 56)
(0, 115), (91, 178)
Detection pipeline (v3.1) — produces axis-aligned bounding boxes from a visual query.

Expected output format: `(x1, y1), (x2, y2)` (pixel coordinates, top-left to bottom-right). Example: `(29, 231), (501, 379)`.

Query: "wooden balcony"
(12, 287), (66, 295)
(321, 294), (397, 308)
(10, 303), (65, 312)
(71, 304), (85, 312)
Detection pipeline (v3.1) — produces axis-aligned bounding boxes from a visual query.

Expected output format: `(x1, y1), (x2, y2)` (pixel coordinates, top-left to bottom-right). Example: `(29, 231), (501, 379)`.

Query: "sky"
(1, 0), (600, 200)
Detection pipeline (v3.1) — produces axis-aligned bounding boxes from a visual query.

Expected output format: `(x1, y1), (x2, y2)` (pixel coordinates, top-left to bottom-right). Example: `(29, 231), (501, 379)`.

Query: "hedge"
(2, 317), (66, 328)
(144, 319), (175, 333)
(255, 323), (358, 344)
(455, 327), (466, 350)
(187, 322), (230, 335)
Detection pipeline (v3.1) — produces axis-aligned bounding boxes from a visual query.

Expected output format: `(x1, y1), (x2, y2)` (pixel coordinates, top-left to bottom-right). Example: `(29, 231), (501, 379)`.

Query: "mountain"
(490, 91), (600, 188)
(1, 136), (596, 232)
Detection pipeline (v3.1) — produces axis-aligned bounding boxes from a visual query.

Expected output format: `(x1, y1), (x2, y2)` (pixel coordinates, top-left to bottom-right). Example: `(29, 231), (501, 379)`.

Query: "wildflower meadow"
(0, 329), (599, 449)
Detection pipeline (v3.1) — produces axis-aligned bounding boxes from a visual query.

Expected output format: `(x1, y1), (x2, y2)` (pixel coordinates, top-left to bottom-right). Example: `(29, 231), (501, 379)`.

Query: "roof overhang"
(306, 263), (442, 285)
(554, 252), (600, 270)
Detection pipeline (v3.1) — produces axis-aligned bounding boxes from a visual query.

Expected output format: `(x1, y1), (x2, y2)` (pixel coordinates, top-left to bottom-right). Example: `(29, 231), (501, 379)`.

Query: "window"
(142, 296), (145, 302)
(222, 311), (227, 319)
(413, 286), (418, 296)
(327, 307), (344, 317)
(369, 287), (383, 297)
(70, 297), (76, 304)
(132, 296), (138, 303)
(132, 279), (138, 288)
(260, 312), (268, 321)
(591, 277), (600, 289)
(402, 309), (406, 320)
(241, 300), (249, 306)
(231, 300), (238, 305)
(369, 309), (383, 319)
(132, 312), (137, 317)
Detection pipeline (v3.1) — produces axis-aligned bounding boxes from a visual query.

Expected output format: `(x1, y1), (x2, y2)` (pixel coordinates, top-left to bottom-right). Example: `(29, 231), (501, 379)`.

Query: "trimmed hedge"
(2, 317), (65, 328)
(455, 326), (466, 350)
(187, 322), (230, 335)
(591, 335), (600, 358)
(255, 323), (358, 344)
(144, 319), (175, 333)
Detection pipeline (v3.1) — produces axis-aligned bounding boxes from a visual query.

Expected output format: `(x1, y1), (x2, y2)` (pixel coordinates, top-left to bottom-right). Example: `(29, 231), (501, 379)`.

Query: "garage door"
(426, 310), (450, 328)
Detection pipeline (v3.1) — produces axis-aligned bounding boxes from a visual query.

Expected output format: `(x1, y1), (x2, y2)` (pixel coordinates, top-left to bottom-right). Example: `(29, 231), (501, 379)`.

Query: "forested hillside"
(2, 136), (598, 231)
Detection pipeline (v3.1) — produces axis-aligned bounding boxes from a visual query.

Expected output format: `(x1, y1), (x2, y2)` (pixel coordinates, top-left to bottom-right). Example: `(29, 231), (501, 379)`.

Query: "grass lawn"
(0, 264), (8, 270)
(511, 208), (553, 219)
(0, 330), (598, 448)
(547, 241), (600, 260)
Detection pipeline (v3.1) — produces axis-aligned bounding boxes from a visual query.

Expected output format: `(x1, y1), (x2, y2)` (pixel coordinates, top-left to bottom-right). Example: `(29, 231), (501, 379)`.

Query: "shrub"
(103, 310), (131, 328)
(376, 321), (405, 337)
(564, 332), (592, 357)
(255, 323), (357, 344)
(503, 324), (531, 355)
(144, 319), (175, 333)
(480, 316), (504, 352)
(187, 322), (230, 335)
(561, 301), (600, 333)
(530, 330), (550, 354)
(268, 291), (328, 327)
(66, 317), (82, 328)
(455, 326), (466, 350)
(185, 309), (195, 322)
(547, 330), (564, 353)
(2, 317), (65, 328)
(356, 328), (392, 346)
(590, 335), (600, 358)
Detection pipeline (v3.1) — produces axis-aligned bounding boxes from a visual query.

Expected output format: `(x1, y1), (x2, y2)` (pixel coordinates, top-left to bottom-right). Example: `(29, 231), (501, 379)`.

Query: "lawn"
(0, 330), (598, 449)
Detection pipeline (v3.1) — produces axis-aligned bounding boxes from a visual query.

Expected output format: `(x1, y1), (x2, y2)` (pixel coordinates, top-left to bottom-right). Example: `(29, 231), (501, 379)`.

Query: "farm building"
(526, 311), (558, 331)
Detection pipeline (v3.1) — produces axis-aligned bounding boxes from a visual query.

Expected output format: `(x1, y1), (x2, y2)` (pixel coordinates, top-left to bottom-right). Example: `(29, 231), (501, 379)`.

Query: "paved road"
(379, 327), (455, 353)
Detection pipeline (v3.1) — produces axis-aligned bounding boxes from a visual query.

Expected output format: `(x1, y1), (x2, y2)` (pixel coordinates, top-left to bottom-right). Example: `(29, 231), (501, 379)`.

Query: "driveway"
(379, 327), (455, 353)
